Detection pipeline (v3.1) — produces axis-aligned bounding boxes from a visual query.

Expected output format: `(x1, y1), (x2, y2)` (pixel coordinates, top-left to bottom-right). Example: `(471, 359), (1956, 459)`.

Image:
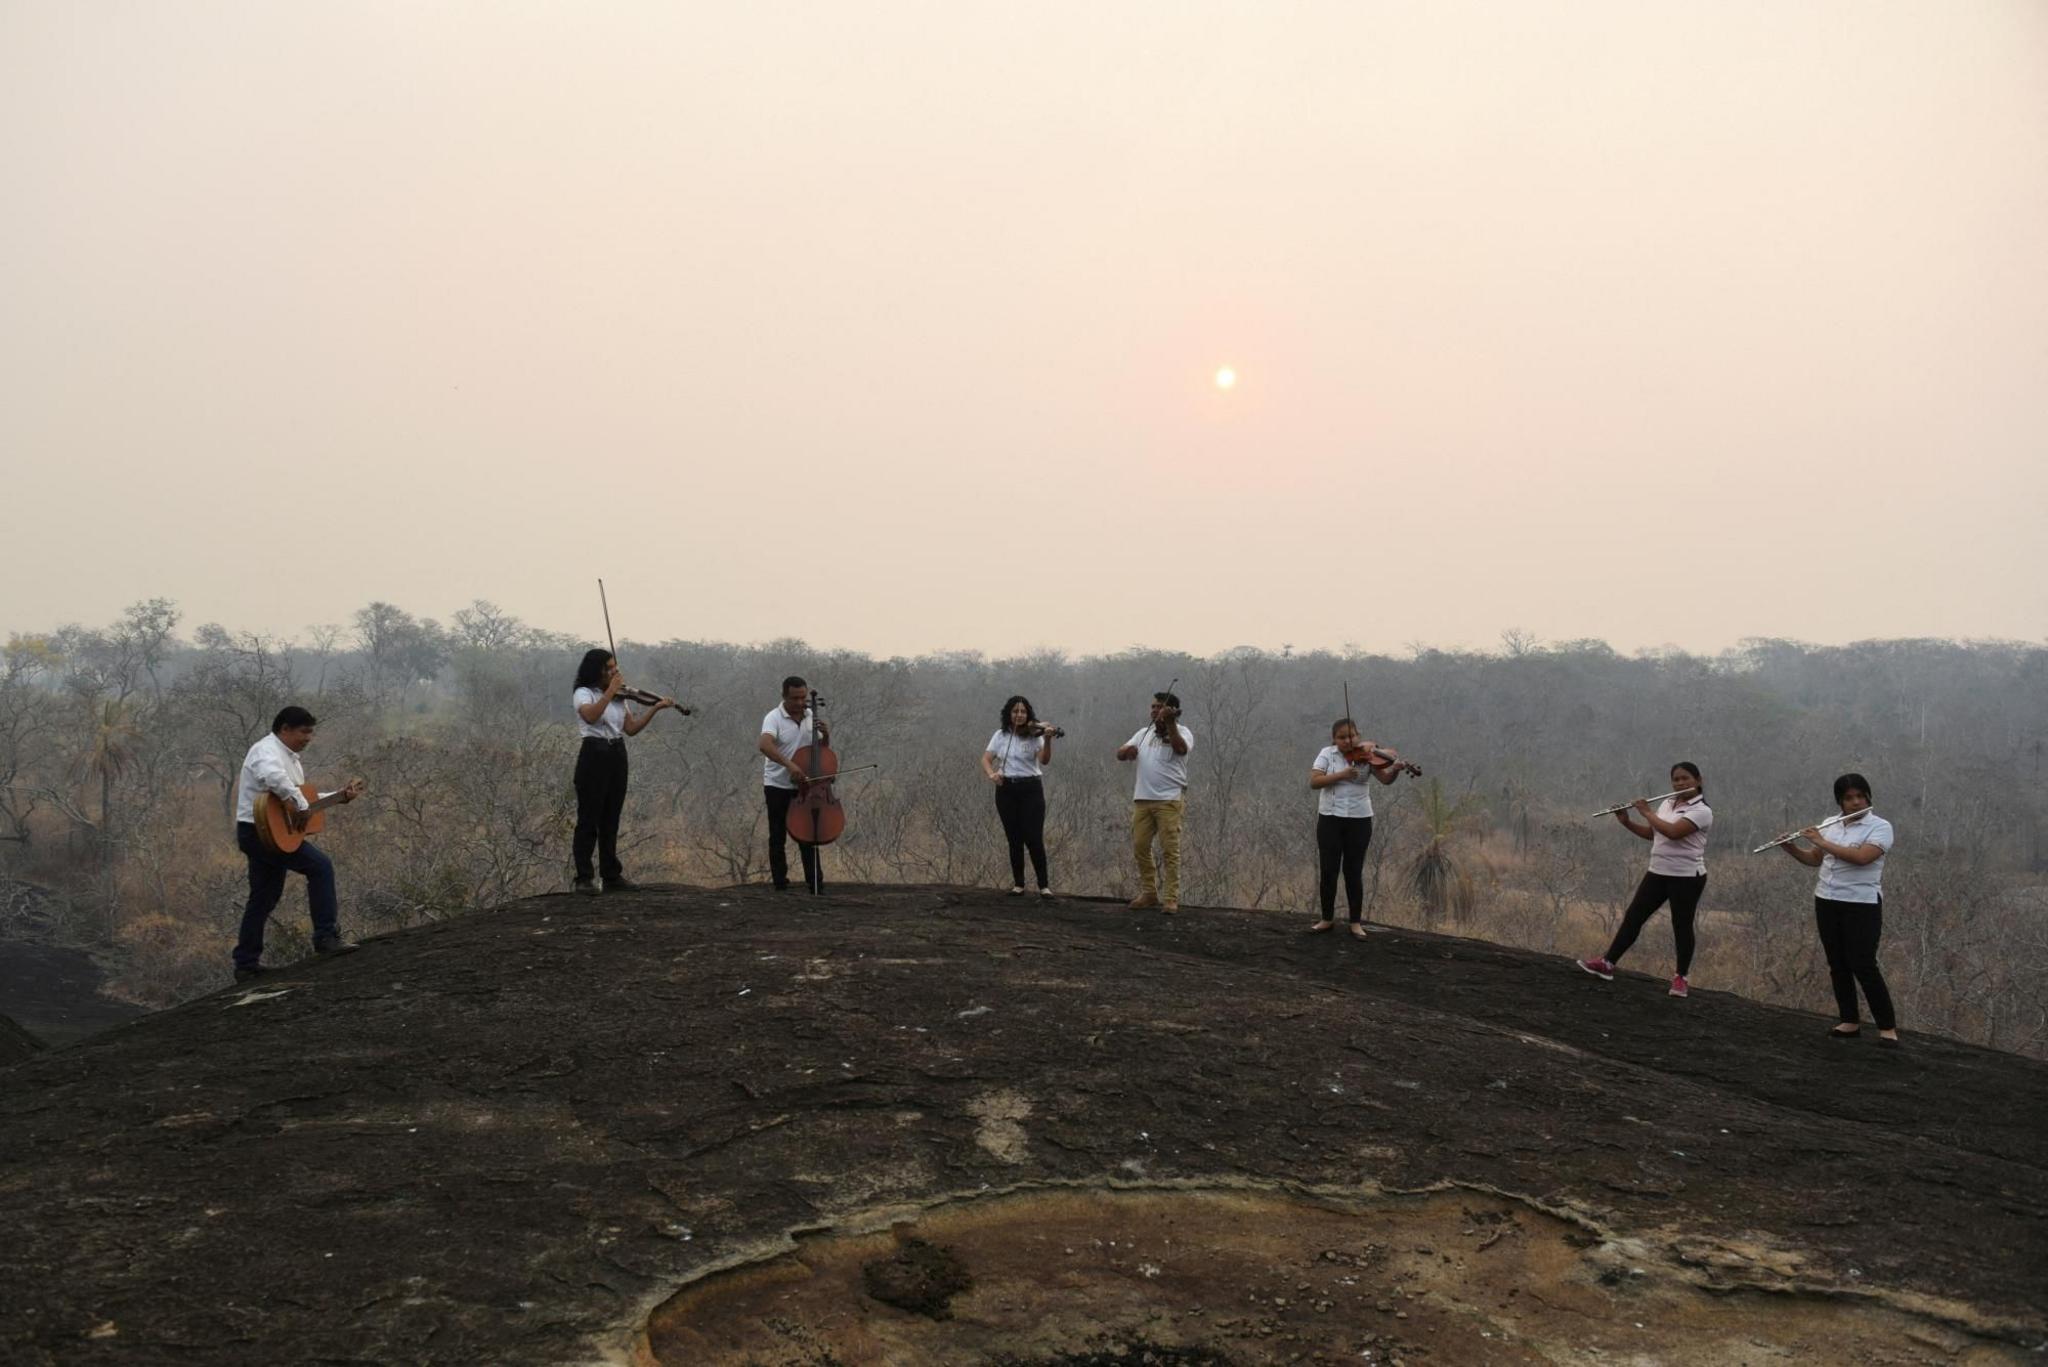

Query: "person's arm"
(1805, 830), (1885, 866)
(1037, 733), (1053, 764)
(576, 678), (622, 724)
(1116, 729), (1140, 762)
(1372, 761), (1401, 786)
(758, 731), (796, 778)
(1613, 809), (1654, 841)
(621, 699), (673, 736)
(1309, 756), (1359, 789)
(1167, 726), (1189, 757)
(982, 745), (1004, 784)
(250, 743), (310, 811)
(1779, 838), (1825, 868)
(1633, 800), (1697, 841)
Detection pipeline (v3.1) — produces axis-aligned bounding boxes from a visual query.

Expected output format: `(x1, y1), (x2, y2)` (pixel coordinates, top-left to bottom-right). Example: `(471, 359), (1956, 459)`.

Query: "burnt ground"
(0, 939), (147, 1047)
(1, 883), (2044, 1365)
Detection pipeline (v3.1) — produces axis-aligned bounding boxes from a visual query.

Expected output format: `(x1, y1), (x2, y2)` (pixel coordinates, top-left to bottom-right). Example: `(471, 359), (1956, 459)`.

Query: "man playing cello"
(758, 676), (831, 891)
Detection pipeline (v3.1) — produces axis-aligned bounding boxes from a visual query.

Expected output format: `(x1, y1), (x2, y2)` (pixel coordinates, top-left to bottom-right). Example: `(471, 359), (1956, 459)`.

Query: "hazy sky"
(4, 2), (2044, 658)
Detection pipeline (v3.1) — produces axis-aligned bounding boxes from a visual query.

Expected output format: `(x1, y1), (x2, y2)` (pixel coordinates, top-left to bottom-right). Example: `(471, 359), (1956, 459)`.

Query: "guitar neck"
(305, 789), (352, 814)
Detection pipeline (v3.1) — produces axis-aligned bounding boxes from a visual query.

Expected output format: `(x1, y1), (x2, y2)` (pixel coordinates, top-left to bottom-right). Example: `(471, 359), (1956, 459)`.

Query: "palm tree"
(75, 698), (142, 862)
(1408, 777), (1487, 925)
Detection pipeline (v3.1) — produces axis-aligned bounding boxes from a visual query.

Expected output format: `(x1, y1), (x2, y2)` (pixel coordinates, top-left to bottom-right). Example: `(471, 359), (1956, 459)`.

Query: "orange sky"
(3, 2), (2044, 656)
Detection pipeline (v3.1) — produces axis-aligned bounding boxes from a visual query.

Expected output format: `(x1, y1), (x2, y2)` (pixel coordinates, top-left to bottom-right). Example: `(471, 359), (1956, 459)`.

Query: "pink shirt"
(1647, 794), (1713, 876)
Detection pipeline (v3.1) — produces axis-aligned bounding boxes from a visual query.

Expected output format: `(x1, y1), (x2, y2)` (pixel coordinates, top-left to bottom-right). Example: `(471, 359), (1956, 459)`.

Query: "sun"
(1213, 366), (1237, 391)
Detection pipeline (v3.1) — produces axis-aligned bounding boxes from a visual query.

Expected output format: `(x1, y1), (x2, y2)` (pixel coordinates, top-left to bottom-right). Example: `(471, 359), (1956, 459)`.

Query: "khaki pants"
(1132, 799), (1185, 901)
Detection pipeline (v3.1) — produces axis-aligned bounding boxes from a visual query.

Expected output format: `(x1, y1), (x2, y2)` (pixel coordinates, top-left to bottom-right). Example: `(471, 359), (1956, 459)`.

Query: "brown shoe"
(1127, 893), (1160, 910)
(1161, 901), (1180, 914)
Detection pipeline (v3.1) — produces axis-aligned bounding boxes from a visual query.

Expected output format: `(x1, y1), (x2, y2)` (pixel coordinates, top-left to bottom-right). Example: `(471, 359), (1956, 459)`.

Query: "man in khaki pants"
(1116, 690), (1195, 911)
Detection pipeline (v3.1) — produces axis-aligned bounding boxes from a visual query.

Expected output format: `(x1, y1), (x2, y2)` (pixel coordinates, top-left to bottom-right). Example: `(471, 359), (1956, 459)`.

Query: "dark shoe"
(233, 965), (267, 983)
(605, 875), (640, 891)
(574, 879), (601, 896)
(313, 937), (359, 956)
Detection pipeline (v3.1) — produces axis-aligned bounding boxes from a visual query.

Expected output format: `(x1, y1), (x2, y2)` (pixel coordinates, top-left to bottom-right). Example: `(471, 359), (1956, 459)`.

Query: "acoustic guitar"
(253, 779), (367, 856)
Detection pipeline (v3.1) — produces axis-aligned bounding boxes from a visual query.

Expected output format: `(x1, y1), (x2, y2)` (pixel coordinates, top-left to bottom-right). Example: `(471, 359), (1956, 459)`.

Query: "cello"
(783, 690), (877, 893)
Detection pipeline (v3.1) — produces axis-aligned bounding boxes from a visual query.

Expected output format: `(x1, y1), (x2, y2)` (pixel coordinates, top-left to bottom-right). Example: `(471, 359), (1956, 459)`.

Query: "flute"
(1590, 789), (1684, 818)
(1752, 808), (1874, 854)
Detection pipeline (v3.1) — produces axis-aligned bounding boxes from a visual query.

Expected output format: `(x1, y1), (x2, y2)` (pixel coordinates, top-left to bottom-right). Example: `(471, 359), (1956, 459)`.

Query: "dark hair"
(271, 705), (317, 733)
(1833, 772), (1872, 805)
(999, 695), (1037, 733)
(1671, 760), (1703, 792)
(1154, 691), (1181, 710)
(1331, 716), (1357, 738)
(781, 675), (808, 696)
(573, 648), (613, 692)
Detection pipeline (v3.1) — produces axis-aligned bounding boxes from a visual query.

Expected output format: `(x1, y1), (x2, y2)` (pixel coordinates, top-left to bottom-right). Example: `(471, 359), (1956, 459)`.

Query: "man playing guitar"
(231, 706), (364, 981)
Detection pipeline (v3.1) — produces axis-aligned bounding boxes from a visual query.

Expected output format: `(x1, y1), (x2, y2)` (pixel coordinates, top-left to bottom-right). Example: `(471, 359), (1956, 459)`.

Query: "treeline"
(2, 599), (2044, 1054)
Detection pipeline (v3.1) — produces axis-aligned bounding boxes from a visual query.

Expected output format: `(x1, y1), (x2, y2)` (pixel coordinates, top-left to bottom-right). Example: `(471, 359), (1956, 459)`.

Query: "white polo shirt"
(1126, 725), (1195, 801)
(761, 706), (817, 790)
(986, 729), (1045, 779)
(572, 687), (626, 741)
(1646, 794), (1713, 876)
(1312, 745), (1374, 819)
(1815, 812), (1892, 904)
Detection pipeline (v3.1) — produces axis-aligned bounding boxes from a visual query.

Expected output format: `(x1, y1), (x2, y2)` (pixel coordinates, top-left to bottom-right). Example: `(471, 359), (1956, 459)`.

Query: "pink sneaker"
(1669, 974), (1689, 998)
(1577, 957), (1614, 981)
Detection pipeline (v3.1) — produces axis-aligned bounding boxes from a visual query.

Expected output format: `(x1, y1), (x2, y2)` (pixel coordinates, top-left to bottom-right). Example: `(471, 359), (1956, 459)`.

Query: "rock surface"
(0, 1010), (43, 1066)
(1, 883), (2043, 1365)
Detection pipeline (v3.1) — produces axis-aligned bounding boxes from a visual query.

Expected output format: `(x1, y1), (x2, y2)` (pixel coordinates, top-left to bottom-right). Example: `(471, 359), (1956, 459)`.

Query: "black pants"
(994, 777), (1050, 888)
(1815, 896), (1896, 1030)
(1316, 814), (1374, 921)
(572, 738), (628, 882)
(764, 785), (820, 890)
(1604, 871), (1707, 975)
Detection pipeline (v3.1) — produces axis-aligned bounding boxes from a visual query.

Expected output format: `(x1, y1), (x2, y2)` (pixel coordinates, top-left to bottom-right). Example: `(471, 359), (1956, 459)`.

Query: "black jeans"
(1316, 814), (1373, 921)
(572, 738), (628, 882)
(1815, 896), (1896, 1030)
(764, 785), (820, 890)
(1604, 871), (1707, 976)
(234, 822), (339, 969)
(994, 777), (1050, 888)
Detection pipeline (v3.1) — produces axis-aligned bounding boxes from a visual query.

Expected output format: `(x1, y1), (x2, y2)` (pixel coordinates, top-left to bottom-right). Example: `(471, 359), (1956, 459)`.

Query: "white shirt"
(1646, 794), (1713, 876)
(572, 686), (626, 741)
(986, 729), (1045, 779)
(1125, 724), (1195, 801)
(1815, 812), (1892, 904)
(235, 732), (309, 824)
(1311, 745), (1375, 819)
(761, 706), (818, 790)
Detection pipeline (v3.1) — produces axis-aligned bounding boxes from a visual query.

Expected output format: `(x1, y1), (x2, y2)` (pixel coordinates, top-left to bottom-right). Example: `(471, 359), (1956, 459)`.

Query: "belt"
(581, 735), (625, 746)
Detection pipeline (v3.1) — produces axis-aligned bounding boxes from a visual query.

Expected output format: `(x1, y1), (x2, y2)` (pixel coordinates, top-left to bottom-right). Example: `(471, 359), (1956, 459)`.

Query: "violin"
(614, 681), (692, 713)
(1026, 722), (1066, 739)
(785, 690), (846, 849)
(1342, 740), (1422, 779)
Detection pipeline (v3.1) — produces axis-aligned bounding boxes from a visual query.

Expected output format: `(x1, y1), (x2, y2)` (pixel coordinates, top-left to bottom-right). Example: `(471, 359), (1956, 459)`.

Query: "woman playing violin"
(1307, 718), (1411, 937)
(570, 647), (678, 895)
(982, 695), (1058, 898)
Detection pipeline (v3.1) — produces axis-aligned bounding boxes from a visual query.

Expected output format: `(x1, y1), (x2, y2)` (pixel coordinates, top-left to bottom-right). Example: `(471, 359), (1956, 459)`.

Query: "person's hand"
(657, 696), (676, 712)
(1631, 798), (1654, 817)
(1336, 766), (1361, 783)
(340, 779), (366, 804)
(987, 771), (1005, 786)
(1612, 809), (1632, 826)
(1799, 826), (1823, 844)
